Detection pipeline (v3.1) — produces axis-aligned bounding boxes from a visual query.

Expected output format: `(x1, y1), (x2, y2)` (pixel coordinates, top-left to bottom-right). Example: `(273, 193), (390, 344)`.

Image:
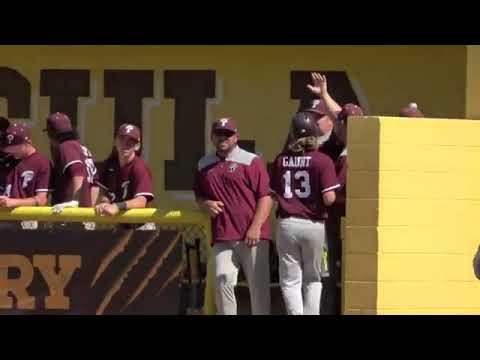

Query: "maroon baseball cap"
(43, 112), (73, 133)
(117, 123), (141, 142)
(1, 122), (31, 149)
(338, 103), (364, 123)
(302, 99), (329, 116)
(399, 103), (424, 118)
(211, 117), (238, 135)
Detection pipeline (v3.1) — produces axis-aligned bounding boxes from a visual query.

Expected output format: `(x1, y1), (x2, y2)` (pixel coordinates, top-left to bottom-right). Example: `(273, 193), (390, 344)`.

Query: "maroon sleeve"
(336, 156), (347, 188)
(66, 162), (85, 177)
(318, 155), (340, 193)
(247, 156), (272, 200)
(58, 142), (84, 175)
(34, 158), (51, 193)
(270, 156), (281, 197)
(193, 169), (207, 199)
(131, 160), (154, 201)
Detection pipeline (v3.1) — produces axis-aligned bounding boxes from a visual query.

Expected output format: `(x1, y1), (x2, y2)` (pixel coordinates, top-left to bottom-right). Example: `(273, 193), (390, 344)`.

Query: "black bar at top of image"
(1, 29), (480, 45)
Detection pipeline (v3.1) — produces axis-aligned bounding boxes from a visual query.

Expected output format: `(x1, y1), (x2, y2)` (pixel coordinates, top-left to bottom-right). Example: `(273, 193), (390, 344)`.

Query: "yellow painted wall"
(466, 45), (480, 119)
(0, 45), (467, 213)
(345, 116), (480, 315)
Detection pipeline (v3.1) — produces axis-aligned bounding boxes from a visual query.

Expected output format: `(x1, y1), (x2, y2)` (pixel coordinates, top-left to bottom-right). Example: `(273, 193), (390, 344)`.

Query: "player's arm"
(94, 188), (111, 205)
(319, 156), (341, 207)
(90, 185), (100, 205)
(246, 158), (274, 247)
(248, 194), (273, 233)
(69, 175), (85, 203)
(95, 195), (148, 216)
(93, 180), (113, 205)
(0, 192), (48, 208)
(193, 170), (224, 218)
(323, 190), (336, 206)
(94, 195), (148, 216)
(307, 72), (342, 122)
(96, 162), (154, 216)
(195, 194), (225, 218)
(56, 141), (86, 203)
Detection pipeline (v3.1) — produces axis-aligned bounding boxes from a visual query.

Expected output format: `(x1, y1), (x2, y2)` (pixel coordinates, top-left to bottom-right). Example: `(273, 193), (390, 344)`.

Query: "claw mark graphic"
(91, 229), (134, 287)
(119, 232), (182, 311)
(154, 263), (183, 297)
(95, 229), (160, 315)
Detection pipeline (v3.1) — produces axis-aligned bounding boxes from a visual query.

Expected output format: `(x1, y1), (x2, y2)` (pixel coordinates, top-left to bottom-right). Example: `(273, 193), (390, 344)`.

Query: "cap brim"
(212, 129), (237, 135)
(119, 133), (141, 142)
(304, 108), (327, 116)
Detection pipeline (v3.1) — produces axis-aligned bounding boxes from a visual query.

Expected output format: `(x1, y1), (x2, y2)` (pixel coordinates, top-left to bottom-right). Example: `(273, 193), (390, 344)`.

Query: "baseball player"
(304, 72), (345, 161)
(271, 112), (340, 315)
(305, 73), (368, 314)
(0, 122), (51, 208)
(193, 117), (273, 315)
(324, 103), (364, 315)
(44, 112), (99, 210)
(333, 104), (364, 210)
(0, 117), (14, 196)
(89, 124), (155, 312)
(94, 123), (154, 216)
(399, 102), (424, 117)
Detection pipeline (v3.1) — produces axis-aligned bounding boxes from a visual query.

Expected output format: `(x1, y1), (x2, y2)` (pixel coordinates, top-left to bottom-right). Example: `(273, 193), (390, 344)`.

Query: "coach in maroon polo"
(193, 117), (273, 315)
(0, 122), (51, 208)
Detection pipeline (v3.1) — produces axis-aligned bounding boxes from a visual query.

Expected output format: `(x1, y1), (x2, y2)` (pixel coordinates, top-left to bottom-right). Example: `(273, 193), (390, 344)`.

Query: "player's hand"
(245, 225), (261, 247)
(0, 196), (17, 208)
(307, 72), (328, 98)
(52, 200), (79, 214)
(95, 202), (119, 216)
(202, 200), (224, 218)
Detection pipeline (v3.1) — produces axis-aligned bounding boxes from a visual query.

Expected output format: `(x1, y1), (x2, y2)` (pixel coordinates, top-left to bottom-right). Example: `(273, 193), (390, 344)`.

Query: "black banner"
(0, 225), (187, 315)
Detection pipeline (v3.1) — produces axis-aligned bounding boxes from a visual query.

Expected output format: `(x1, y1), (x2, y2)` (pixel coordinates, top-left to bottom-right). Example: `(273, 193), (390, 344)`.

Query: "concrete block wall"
(344, 116), (480, 314)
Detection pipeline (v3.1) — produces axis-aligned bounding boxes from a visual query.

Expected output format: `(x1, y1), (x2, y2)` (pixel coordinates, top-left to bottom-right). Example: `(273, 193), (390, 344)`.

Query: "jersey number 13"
(283, 170), (311, 199)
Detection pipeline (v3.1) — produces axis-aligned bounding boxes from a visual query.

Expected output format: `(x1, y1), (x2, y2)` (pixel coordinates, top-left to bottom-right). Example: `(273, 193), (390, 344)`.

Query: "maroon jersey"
(336, 149), (347, 188)
(98, 155), (154, 203)
(320, 130), (345, 163)
(333, 149), (348, 216)
(272, 150), (340, 221)
(51, 140), (98, 207)
(0, 155), (17, 196)
(193, 146), (272, 244)
(2, 151), (51, 199)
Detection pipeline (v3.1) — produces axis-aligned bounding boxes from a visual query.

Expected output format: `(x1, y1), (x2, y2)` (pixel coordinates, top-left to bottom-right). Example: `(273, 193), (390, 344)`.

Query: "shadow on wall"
(474, 246), (480, 280)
